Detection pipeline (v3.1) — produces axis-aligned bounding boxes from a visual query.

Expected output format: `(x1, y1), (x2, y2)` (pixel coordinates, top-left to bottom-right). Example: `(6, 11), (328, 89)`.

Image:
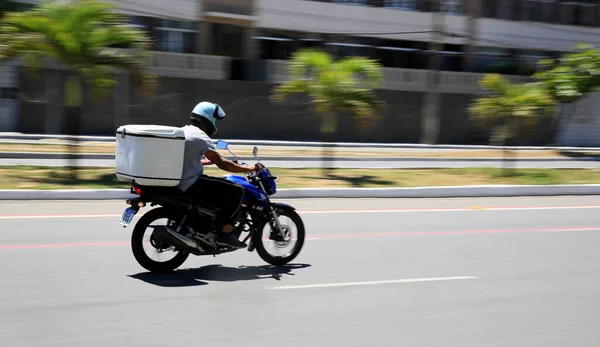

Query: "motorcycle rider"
(176, 101), (260, 249)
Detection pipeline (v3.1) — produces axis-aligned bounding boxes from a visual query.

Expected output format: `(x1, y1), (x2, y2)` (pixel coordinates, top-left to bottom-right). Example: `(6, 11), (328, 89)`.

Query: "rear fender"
(126, 197), (145, 210)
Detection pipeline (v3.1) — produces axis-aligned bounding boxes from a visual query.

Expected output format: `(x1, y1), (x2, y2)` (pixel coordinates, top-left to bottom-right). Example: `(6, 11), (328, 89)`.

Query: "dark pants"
(185, 175), (245, 227)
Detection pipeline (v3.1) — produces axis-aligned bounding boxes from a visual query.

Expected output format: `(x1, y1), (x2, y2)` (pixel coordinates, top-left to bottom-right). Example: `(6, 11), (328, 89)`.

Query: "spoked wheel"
(255, 207), (305, 266)
(131, 208), (189, 273)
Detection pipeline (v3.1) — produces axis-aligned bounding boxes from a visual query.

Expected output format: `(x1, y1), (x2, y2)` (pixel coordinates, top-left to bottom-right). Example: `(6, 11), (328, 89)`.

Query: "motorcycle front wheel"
(254, 207), (305, 266)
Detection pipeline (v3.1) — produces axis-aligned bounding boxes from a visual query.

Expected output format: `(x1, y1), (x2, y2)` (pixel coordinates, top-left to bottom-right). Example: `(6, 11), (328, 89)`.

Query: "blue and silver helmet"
(190, 101), (226, 136)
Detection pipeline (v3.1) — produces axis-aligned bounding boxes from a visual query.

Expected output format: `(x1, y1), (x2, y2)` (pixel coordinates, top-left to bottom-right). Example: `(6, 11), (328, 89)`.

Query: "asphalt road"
(3, 157), (600, 168)
(2, 196), (600, 347)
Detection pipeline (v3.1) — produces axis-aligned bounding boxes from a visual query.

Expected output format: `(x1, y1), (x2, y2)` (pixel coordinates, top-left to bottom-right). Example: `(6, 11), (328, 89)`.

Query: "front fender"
(252, 202), (297, 231)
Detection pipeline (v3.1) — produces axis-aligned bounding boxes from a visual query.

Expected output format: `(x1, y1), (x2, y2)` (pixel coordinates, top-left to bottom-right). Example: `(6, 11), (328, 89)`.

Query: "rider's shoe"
(216, 232), (247, 249)
(204, 231), (218, 248)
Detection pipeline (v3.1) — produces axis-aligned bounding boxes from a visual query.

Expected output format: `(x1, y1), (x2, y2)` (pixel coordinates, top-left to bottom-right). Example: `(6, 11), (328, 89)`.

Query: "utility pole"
(421, 0), (446, 144)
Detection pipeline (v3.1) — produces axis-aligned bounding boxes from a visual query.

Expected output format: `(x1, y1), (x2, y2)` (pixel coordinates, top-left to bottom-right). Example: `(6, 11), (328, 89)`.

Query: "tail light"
(132, 186), (143, 195)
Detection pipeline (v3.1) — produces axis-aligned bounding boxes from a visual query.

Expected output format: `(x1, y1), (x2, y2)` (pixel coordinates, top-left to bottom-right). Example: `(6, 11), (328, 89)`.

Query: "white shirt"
(176, 125), (215, 192)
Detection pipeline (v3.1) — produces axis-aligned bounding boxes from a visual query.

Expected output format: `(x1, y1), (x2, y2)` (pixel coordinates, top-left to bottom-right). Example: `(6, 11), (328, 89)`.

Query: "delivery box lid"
(116, 125), (186, 140)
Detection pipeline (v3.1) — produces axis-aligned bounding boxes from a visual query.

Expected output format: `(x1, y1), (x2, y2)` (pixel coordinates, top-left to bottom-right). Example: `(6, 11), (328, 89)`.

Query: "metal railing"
(149, 52), (232, 80)
(266, 59), (529, 94)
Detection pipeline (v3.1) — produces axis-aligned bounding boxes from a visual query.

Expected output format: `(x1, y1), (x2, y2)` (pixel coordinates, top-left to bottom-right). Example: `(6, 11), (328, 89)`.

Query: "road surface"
(3, 157), (600, 168)
(2, 196), (600, 347)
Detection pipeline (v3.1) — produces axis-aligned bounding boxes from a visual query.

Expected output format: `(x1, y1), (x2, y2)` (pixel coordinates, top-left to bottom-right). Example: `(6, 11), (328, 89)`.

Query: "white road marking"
(268, 276), (479, 290)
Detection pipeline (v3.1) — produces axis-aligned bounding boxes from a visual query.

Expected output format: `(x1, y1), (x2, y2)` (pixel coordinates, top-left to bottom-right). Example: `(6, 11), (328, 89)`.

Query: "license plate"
(119, 208), (138, 227)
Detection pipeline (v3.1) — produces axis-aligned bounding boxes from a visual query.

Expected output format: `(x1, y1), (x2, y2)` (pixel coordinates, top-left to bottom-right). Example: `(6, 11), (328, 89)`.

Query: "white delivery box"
(115, 124), (186, 187)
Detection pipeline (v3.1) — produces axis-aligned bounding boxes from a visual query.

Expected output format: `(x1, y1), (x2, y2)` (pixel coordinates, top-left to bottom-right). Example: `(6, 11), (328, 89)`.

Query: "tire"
(131, 207), (190, 273)
(255, 207), (305, 266)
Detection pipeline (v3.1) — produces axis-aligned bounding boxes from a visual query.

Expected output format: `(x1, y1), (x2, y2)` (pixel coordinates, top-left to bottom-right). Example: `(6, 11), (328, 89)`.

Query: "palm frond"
(87, 24), (151, 51)
(272, 79), (312, 101)
(470, 74), (557, 144)
(273, 48), (384, 128)
(333, 57), (383, 88)
(89, 48), (156, 95)
(1, 0), (155, 97)
(287, 49), (332, 79)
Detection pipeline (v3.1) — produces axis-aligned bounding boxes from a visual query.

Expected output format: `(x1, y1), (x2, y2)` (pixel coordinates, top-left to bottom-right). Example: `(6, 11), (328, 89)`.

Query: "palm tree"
(0, 0), (156, 178)
(470, 74), (556, 174)
(272, 49), (384, 175)
(534, 44), (600, 145)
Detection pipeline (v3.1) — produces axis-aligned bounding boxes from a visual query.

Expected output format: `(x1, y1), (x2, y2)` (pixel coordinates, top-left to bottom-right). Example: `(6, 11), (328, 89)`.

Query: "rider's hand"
(202, 159), (213, 166)
(248, 164), (263, 173)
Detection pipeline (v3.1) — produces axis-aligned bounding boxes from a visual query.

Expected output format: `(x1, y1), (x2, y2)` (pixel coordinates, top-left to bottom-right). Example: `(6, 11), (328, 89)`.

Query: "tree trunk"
(501, 121), (517, 176)
(63, 74), (83, 180)
(65, 107), (81, 180)
(502, 138), (510, 176)
(320, 112), (338, 177)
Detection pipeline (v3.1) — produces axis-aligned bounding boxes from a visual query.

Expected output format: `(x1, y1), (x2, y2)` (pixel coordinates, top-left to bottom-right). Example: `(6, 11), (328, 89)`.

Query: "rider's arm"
(204, 149), (255, 173)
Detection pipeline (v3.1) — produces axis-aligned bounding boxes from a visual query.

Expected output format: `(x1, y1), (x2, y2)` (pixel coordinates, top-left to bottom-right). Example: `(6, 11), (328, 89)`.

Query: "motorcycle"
(118, 140), (305, 273)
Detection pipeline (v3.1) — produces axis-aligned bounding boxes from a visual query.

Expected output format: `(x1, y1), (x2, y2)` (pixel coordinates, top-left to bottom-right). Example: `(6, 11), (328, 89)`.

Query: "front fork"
(269, 206), (287, 239)
(256, 181), (287, 239)
(245, 204), (286, 252)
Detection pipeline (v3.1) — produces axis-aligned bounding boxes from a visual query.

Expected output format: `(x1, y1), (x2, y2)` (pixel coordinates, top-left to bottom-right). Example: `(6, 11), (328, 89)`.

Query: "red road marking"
(1, 242), (130, 249)
(1, 226), (599, 250)
(304, 226), (600, 239)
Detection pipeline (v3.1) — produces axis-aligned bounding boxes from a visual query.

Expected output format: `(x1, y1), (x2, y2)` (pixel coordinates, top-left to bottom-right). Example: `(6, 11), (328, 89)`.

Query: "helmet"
(190, 101), (226, 136)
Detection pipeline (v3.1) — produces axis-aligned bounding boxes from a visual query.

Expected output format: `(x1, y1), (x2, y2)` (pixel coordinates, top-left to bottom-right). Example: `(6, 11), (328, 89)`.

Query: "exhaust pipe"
(151, 226), (204, 255)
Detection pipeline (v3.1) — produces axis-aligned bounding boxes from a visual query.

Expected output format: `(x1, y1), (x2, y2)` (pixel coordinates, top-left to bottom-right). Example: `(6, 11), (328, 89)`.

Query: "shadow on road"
(128, 263), (312, 287)
(326, 173), (395, 187)
(559, 151), (600, 161)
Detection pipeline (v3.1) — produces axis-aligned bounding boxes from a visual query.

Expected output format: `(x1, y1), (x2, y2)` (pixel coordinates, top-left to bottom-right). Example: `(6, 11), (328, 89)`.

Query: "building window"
(384, 0), (418, 10)
(0, 88), (17, 100)
(213, 24), (245, 58)
(325, 42), (374, 59)
(567, 1), (599, 26)
(127, 16), (146, 30)
(254, 36), (295, 60)
(332, 0), (369, 6)
(156, 19), (197, 54)
(481, 0), (512, 19)
(443, 0), (464, 15)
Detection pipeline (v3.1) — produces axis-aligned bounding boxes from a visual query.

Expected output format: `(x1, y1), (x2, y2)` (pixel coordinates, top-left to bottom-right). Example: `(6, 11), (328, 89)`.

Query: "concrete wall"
(16, 68), (559, 145)
(0, 65), (18, 132)
(13, 71), (527, 144)
(125, 78), (429, 142)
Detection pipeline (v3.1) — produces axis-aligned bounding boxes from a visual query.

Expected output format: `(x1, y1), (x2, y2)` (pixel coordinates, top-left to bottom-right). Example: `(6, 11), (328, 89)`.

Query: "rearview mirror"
(252, 146), (258, 157)
(216, 140), (228, 150)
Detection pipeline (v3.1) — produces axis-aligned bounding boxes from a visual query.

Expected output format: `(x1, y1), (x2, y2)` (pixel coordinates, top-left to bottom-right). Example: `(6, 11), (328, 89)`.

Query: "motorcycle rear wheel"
(131, 208), (190, 273)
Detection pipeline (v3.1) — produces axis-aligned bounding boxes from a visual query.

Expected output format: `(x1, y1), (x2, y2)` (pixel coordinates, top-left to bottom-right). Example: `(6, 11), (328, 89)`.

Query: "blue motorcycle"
(119, 141), (305, 273)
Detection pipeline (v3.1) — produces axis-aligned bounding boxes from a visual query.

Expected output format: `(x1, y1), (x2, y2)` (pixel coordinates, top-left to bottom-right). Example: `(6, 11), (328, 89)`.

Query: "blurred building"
(3, 0), (600, 145)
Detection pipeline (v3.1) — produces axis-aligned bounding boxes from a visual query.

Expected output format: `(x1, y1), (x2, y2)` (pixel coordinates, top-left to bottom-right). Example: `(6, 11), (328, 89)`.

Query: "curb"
(2, 185), (600, 200)
(3, 152), (600, 163)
